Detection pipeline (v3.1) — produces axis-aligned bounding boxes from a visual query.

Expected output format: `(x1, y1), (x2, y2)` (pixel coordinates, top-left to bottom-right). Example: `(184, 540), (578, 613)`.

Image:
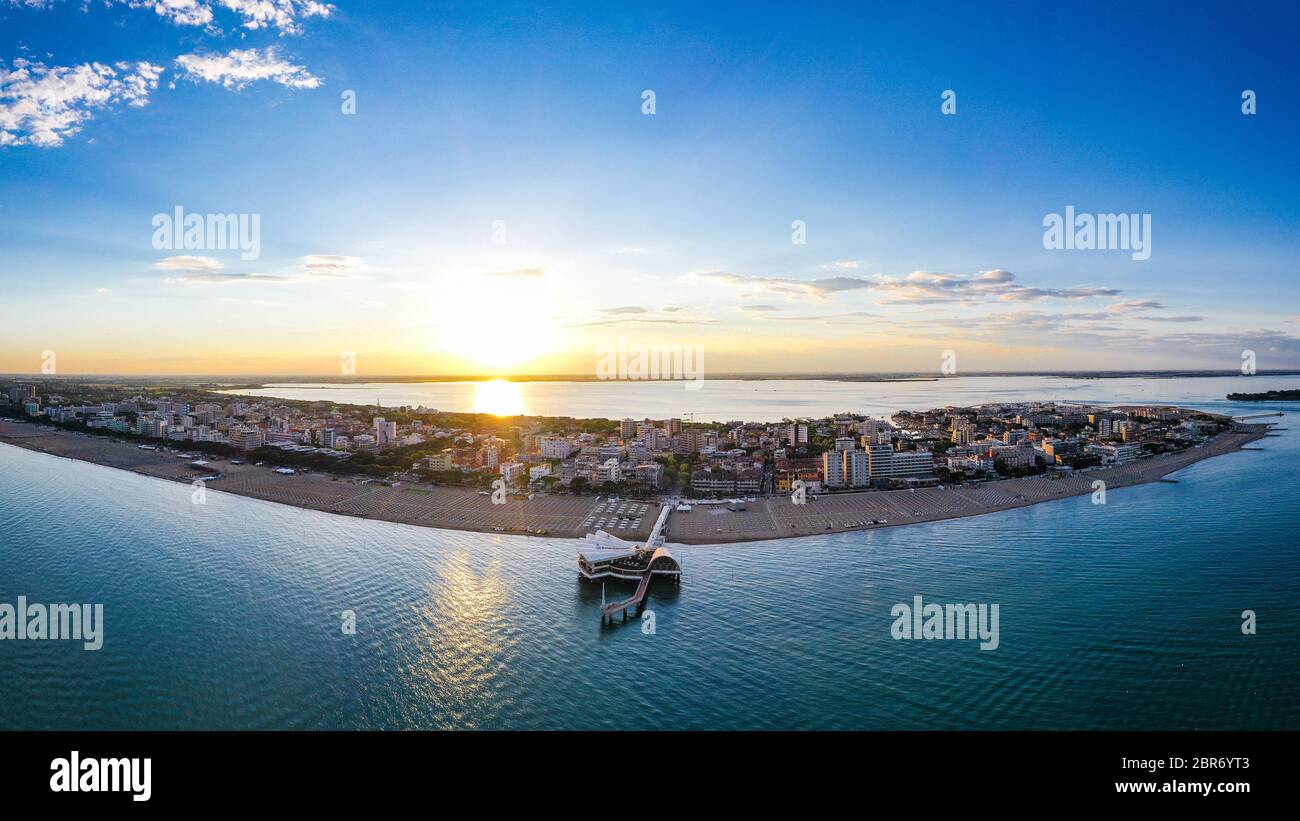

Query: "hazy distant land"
(1227, 390), (1300, 401)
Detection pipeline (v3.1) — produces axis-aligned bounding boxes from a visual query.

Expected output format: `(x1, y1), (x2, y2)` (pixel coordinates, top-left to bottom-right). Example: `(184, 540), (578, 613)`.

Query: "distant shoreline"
(1226, 390), (1300, 402)
(227, 370), (1300, 390)
(0, 418), (1271, 546)
(4, 370), (1300, 391)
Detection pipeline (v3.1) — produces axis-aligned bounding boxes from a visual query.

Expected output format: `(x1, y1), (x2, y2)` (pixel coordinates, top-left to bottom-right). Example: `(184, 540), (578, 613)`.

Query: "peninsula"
(0, 379), (1271, 544)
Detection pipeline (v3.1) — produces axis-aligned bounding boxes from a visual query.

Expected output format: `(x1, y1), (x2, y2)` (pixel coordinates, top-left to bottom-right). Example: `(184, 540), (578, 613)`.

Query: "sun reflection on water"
(403, 551), (515, 728)
(473, 379), (527, 416)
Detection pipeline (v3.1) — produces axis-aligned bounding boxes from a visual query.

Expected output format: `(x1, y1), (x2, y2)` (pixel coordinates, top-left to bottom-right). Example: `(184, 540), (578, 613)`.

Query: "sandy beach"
(0, 419), (1269, 545)
(669, 426), (1269, 543)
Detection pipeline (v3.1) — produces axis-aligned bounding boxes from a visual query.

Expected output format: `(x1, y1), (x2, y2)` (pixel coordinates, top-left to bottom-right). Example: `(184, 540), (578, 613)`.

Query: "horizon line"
(3, 369), (1299, 382)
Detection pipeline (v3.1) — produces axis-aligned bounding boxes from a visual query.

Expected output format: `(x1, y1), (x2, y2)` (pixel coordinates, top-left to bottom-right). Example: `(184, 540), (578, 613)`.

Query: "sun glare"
(431, 274), (561, 372)
(473, 379), (527, 416)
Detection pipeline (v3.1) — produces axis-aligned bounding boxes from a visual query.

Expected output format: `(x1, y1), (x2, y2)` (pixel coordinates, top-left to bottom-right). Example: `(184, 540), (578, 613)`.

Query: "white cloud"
(128, 0), (214, 27)
(484, 267), (545, 278)
(164, 271), (291, 284)
(572, 305), (719, 327)
(159, 254), (366, 285)
(599, 306), (649, 315)
(301, 254), (362, 276)
(174, 48), (321, 90)
(692, 268), (1123, 305)
(211, 0), (333, 34)
(8, 1), (333, 35)
(572, 315), (720, 328)
(153, 255), (224, 272)
(767, 311), (874, 322)
(1107, 299), (1166, 313)
(688, 270), (872, 299)
(870, 269), (1119, 304)
(0, 58), (162, 147)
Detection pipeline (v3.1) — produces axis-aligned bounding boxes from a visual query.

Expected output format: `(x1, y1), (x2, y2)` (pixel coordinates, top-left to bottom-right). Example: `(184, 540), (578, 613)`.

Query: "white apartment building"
(232, 428), (264, 451)
(845, 449), (871, 487)
(821, 450), (846, 487)
(540, 437), (577, 459)
(1086, 443), (1140, 464)
(865, 444), (933, 479)
(499, 461), (525, 484)
(595, 458), (622, 483)
(426, 451), (455, 471)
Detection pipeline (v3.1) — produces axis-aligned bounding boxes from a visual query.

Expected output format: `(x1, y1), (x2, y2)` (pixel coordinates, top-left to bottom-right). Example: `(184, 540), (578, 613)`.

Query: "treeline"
(1227, 390), (1300, 401)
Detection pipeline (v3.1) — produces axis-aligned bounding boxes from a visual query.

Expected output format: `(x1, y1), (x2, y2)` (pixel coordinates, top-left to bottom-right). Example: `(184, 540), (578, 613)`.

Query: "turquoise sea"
(1, 378), (1297, 729)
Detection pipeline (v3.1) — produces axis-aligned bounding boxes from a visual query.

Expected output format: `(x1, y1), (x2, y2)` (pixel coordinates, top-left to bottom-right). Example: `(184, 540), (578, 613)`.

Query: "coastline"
(0, 419), (1270, 545)
(672, 425), (1269, 544)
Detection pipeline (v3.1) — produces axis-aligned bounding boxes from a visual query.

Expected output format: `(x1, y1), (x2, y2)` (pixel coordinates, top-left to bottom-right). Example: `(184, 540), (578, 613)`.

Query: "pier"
(575, 504), (681, 621)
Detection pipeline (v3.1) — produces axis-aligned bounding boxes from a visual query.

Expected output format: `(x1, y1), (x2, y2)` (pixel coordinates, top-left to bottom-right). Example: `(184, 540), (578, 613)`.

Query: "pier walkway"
(601, 562), (656, 618)
(594, 504), (677, 620)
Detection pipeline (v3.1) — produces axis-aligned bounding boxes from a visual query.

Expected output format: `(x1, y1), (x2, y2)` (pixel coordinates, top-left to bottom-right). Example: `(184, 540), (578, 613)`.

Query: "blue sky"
(1, 0), (1298, 375)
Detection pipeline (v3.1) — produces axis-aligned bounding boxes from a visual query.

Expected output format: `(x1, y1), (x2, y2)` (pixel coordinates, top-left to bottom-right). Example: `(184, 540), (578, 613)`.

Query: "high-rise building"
(845, 449), (871, 487)
(233, 428), (264, 451)
(867, 444), (894, 478)
(889, 450), (934, 477)
(822, 451), (846, 488)
(373, 417), (398, 446)
(786, 423), (809, 446)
